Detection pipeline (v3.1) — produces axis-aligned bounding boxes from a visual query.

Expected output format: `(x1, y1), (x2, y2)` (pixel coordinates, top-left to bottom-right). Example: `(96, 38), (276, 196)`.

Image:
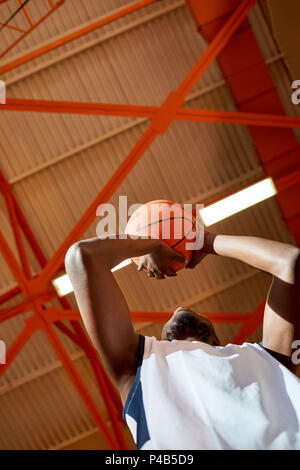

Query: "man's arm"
(210, 235), (299, 284)
(65, 236), (185, 399)
(205, 233), (300, 369)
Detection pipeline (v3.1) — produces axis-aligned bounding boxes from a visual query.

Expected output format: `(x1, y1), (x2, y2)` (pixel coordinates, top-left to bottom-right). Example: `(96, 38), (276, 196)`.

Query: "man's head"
(161, 306), (220, 346)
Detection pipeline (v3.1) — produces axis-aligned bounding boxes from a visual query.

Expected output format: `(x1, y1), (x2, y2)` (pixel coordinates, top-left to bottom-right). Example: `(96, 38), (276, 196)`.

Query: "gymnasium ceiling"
(0, 0), (299, 449)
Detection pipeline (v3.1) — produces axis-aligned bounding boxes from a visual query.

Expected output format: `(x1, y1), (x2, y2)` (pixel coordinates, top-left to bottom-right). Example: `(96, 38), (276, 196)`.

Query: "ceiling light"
(199, 178), (277, 226)
(53, 259), (132, 296)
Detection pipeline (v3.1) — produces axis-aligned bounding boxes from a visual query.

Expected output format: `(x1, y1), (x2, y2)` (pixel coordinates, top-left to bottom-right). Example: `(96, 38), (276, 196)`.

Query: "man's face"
(161, 306), (220, 346)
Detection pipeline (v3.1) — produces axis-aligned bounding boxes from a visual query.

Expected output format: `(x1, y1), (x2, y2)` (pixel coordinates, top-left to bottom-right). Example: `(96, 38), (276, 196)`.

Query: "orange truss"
(0, 0), (66, 59)
(1, 0), (300, 449)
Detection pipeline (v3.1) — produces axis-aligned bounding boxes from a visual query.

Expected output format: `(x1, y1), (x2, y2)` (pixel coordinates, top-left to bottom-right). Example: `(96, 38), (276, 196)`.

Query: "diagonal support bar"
(36, 309), (120, 449)
(0, 286), (21, 305)
(17, 0), (33, 27)
(70, 320), (127, 449)
(38, 127), (157, 284)
(58, 293), (124, 418)
(35, 0), (258, 285)
(0, 323), (35, 377)
(231, 301), (265, 344)
(0, 0), (155, 70)
(178, 0), (258, 98)
(54, 318), (124, 422)
(0, 289), (56, 323)
(0, 172), (32, 278)
(0, 229), (30, 296)
(0, 0), (66, 59)
(130, 311), (254, 323)
(5, 99), (300, 129)
(0, 22), (26, 33)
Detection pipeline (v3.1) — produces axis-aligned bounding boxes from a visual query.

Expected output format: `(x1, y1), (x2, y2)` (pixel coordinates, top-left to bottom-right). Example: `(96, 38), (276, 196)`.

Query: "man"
(65, 231), (300, 450)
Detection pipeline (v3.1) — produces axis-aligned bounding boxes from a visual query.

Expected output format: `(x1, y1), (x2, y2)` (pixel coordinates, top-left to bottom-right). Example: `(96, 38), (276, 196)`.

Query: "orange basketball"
(125, 200), (201, 272)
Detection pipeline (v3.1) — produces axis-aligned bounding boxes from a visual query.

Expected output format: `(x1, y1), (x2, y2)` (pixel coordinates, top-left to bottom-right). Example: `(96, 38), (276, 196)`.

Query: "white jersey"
(123, 335), (300, 450)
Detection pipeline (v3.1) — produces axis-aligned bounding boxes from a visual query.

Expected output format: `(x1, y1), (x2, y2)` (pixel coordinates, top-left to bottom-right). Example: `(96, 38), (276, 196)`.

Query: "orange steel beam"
(0, 301), (257, 326)
(55, 308), (263, 347)
(130, 308), (264, 344)
(0, 163), (127, 448)
(57, 295), (123, 420)
(3, 98), (300, 129)
(0, 170), (47, 272)
(0, 170), (282, 322)
(178, 108), (300, 129)
(0, 229), (31, 296)
(0, 286), (21, 304)
(4, 193), (31, 278)
(33, 304), (120, 449)
(0, 262), (124, 432)
(0, 0), (156, 73)
(0, 172), (32, 278)
(0, 322), (35, 378)
(130, 311), (255, 323)
(186, 0), (300, 245)
(91, 357), (124, 422)
(0, 0), (262, 448)
(131, 309), (265, 343)
(0, 0), (66, 59)
(174, 0), (258, 100)
(231, 301), (265, 344)
(33, 0), (257, 287)
(69, 319), (127, 449)
(0, 22), (26, 33)
(47, 305), (126, 448)
(3, 168), (296, 321)
(17, 0), (33, 27)
(13, 189), (48, 268)
(38, 126), (156, 286)
(0, 1), (264, 449)
(2, 168), (298, 323)
(45, 308), (126, 441)
(0, 289), (56, 323)
(0, 301), (126, 447)
(54, 320), (84, 346)
(0, 302), (260, 384)
(51, 308), (81, 321)
(52, 306), (259, 332)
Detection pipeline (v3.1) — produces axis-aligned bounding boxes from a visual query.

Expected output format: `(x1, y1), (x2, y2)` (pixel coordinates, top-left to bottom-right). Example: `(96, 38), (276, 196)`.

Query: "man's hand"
(138, 242), (186, 280)
(185, 251), (208, 269)
(186, 231), (217, 269)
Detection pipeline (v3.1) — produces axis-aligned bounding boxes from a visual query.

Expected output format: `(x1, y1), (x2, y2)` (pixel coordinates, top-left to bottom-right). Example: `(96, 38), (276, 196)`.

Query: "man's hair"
(165, 312), (219, 345)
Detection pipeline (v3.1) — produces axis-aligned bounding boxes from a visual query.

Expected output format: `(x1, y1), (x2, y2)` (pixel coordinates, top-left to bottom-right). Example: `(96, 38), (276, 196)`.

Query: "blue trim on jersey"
(123, 335), (150, 450)
(258, 341), (286, 365)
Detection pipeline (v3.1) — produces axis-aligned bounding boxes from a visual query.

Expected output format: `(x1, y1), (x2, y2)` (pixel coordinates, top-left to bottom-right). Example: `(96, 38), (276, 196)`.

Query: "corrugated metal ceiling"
(0, 0), (298, 449)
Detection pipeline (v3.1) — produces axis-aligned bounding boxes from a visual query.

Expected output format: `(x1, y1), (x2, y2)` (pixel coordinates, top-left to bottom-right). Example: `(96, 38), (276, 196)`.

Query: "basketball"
(125, 200), (201, 272)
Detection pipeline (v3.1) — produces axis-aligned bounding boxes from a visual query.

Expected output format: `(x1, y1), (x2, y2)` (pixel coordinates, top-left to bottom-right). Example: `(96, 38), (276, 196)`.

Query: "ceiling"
(0, 0), (299, 449)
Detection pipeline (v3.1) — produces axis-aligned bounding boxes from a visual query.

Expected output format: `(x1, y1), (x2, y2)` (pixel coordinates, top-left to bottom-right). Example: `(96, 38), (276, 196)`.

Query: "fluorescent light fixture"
(53, 259), (132, 297)
(111, 258), (132, 272)
(52, 273), (73, 297)
(200, 177), (277, 226)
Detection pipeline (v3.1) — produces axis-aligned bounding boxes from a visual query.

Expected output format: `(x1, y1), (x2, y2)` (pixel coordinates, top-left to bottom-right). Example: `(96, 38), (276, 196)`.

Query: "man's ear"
(213, 332), (220, 346)
(161, 319), (170, 340)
